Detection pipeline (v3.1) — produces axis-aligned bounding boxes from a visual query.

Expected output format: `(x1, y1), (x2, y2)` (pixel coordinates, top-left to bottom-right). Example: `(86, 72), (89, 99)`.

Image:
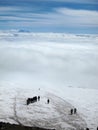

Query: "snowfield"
(0, 85), (87, 130)
(0, 31), (98, 130)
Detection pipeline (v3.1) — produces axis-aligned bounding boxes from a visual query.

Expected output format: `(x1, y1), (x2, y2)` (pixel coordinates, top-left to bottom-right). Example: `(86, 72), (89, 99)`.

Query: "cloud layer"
(0, 31), (98, 89)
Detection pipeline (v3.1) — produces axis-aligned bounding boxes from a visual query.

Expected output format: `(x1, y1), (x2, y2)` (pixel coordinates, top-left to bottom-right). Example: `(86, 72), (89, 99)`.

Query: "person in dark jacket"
(47, 99), (50, 104)
(38, 96), (40, 101)
(70, 109), (73, 115)
(74, 108), (77, 114)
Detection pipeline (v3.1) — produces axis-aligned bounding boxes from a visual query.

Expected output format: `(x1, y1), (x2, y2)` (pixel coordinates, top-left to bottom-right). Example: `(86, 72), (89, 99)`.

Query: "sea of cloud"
(0, 30), (98, 90)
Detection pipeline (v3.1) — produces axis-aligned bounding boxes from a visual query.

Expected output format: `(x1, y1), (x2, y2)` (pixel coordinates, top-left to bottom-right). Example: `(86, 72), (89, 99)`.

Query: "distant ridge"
(18, 29), (30, 33)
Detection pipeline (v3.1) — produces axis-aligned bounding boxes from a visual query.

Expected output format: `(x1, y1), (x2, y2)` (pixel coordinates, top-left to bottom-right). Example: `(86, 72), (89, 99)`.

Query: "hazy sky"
(0, 0), (98, 33)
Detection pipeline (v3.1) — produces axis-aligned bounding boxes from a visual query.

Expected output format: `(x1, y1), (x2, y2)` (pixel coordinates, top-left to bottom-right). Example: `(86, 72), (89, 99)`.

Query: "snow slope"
(0, 83), (98, 130)
(0, 86), (87, 130)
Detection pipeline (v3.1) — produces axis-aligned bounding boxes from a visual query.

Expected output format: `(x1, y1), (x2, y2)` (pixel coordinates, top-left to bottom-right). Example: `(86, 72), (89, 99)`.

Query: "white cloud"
(28, 8), (98, 27)
(1, 7), (98, 28)
(56, 8), (98, 16)
(0, 32), (98, 89)
(54, 8), (98, 26)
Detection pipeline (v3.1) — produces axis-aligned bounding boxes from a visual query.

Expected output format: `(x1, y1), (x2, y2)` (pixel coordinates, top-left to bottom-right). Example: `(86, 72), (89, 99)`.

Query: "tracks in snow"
(14, 90), (87, 130)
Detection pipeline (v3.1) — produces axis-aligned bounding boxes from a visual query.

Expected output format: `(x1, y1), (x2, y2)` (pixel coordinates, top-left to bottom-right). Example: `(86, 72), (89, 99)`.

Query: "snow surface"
(0, 85), (87, 130)
(0, 31), (98, 130)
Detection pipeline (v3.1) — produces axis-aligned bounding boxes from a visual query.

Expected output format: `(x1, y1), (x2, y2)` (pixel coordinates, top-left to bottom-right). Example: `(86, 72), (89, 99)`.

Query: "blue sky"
(0, 0), (98, 33)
